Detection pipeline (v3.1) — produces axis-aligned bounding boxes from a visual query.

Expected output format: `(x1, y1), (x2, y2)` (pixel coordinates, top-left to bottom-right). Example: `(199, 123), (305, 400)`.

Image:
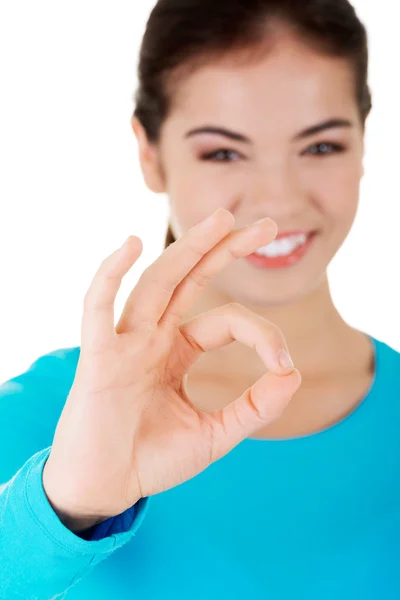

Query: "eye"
(304, 142), (346, 157)
(200, 149), (242, 162)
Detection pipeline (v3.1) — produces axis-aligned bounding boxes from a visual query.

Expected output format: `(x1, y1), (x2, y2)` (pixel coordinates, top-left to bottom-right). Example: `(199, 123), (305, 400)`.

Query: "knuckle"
(226, 301), (244, 314)
(188, 267), (213, 289)
(225, 302), (252, 321)
(269, 323), (286, 345)
(259, 322), (284, 348)
(225, 243), (242, 261)
(186, 237), (209, 260)
(182, 329), (207, 354)
(159, 309), (181, 329)
(223, 303), (286, 347)
(247, 389), (263, 420)
(140, 267), (176, 295)
(136, 319), (158, 335)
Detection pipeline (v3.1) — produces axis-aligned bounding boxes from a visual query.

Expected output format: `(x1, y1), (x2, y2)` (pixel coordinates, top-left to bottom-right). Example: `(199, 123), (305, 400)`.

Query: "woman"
(1, 0), (399, 598)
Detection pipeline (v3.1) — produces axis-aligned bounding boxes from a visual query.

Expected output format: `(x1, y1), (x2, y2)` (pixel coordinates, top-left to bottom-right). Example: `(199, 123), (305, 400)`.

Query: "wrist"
(42, 461), (112, 533)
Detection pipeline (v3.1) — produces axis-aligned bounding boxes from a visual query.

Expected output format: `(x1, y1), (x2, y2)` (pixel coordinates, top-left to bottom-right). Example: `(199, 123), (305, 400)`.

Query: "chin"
(225, 270), (329, 309)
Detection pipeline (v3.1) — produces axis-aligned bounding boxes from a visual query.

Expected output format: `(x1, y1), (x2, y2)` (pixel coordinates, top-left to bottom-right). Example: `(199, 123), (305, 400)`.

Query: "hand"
(42, 209), (301, 523)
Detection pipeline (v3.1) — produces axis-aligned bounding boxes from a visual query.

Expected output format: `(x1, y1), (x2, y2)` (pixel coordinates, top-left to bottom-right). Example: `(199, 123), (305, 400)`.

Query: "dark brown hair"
(132, 0), (372, 249)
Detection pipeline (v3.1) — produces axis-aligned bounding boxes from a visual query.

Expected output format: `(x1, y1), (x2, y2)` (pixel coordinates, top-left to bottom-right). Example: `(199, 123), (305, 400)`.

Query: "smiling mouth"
(246, 231), (319, 269)
(255, 230), (317, 257)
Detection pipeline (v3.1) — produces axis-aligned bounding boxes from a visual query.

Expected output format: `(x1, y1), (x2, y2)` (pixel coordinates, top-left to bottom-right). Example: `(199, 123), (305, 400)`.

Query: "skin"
(131, 30), (375, 435)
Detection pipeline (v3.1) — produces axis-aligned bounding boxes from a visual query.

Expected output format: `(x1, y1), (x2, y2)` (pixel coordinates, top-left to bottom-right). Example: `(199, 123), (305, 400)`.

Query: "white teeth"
(256, 233), (308, 257)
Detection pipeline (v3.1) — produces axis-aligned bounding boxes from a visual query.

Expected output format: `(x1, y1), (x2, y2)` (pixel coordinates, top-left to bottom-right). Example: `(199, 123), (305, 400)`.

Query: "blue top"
(1, 334), (400, 599)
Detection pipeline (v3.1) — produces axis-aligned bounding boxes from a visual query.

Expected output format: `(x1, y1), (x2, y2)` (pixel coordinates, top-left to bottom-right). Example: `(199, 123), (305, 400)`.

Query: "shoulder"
(1, 346), (81, 393)
(26, 346), (81, 379)
(374, 336), (400, 364)
(373, 335), (400, 389)
(0, 346), (82, 479)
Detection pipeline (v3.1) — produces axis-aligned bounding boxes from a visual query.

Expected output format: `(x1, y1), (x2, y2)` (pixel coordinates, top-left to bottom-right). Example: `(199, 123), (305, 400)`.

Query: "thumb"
(208, 368), (302, 461)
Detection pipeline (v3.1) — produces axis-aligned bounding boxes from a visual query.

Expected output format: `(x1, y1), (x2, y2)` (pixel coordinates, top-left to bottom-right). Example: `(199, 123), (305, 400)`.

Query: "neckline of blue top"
(243, 333), (380, 449)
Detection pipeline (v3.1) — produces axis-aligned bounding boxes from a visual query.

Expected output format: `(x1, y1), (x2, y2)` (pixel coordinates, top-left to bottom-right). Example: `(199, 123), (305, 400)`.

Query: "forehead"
(166, 35), (357, 135)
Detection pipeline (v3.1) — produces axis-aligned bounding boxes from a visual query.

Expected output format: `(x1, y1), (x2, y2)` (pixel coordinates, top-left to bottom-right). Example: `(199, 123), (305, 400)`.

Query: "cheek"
(308, 161), (362, 221)
(168, 167), (245, 231)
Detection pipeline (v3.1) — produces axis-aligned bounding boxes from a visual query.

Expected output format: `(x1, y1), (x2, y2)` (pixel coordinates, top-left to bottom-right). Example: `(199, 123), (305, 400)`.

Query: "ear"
(131, 116), (166, 193)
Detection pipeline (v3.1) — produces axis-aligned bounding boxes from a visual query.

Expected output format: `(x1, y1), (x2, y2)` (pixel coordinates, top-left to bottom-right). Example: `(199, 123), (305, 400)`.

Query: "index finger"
(116, 208), (235, 333)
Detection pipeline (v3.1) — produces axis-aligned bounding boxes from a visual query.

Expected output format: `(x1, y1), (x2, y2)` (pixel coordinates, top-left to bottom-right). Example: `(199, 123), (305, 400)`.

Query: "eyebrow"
(184, 118), (354, 144)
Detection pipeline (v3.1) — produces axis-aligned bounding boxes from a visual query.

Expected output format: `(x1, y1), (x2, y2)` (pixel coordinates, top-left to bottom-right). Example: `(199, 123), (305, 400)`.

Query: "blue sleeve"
(79, 507), (137, 541)
(0, 348), (149, 599)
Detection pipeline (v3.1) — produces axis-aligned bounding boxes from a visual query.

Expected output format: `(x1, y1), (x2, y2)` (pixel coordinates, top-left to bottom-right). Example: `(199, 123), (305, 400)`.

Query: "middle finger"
(158, 217), (278, 328)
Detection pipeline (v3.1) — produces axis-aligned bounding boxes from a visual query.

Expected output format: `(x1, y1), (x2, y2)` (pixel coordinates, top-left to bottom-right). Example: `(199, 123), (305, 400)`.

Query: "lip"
(274, 229), (315, 240)
(245, 230), (319, 270)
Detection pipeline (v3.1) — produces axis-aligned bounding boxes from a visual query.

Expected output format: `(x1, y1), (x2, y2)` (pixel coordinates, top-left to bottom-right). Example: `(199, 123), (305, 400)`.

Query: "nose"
(244, 163), (307, 222)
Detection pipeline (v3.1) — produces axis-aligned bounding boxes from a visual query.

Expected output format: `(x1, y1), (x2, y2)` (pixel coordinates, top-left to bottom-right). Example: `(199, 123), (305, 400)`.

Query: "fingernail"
(248, 217), (277, 234)
(203, 208), (227, 227)
(278, 349), (294, 371)
(254, 217), (271, 225)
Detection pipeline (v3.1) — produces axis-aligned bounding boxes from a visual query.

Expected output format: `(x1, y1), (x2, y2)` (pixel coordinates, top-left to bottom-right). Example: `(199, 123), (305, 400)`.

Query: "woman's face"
(134, 33), (365, 307)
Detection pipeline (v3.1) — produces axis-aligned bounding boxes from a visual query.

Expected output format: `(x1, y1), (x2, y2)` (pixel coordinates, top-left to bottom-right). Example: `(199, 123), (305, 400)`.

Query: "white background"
(0, 0), (399, 384)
